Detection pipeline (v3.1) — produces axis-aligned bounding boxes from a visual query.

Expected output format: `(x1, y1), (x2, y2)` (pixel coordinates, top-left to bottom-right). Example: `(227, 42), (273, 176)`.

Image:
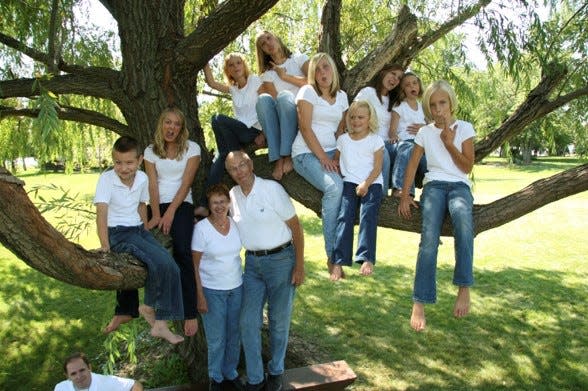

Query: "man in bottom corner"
(54, 352), (143, 391)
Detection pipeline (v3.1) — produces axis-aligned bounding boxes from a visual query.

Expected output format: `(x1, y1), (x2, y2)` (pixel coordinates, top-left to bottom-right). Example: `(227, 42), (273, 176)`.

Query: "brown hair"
(63, 352), (90, 374)
(255, 30), (292, 74)
(206, 183), (230, 203)
(370, 63), (405, 111)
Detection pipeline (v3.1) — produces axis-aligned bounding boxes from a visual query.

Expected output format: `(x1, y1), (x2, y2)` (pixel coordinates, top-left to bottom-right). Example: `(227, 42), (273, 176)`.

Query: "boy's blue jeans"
(109, 225), (184, 320)
(413, 181), (474, 303)
(332, 182), (383, 266)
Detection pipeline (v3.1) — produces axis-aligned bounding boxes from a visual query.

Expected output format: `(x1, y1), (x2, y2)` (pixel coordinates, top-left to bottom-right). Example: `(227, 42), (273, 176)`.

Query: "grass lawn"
(0, 157), (586, 390)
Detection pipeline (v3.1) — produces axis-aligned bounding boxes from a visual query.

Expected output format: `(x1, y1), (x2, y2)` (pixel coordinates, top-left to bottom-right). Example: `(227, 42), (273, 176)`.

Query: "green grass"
(1, 157), (586, 390)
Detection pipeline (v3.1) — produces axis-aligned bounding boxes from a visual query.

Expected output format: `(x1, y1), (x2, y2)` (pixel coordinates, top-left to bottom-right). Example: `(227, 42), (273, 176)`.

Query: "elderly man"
(225, 151), (304, 391)
(54, 352), (143, 391)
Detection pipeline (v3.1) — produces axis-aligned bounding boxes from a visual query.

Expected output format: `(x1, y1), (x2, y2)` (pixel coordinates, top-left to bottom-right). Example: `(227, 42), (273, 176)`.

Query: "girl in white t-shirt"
(192, 184), (243, 390)
(390, 72), (427, 197)
(198, 53), (266, 217)
(398, 80), (475, 332)
(292, 53), (348, 275)
(143, 107), (202, 337)
(255, 30), (309, 180)
(331, 100), (384, 281)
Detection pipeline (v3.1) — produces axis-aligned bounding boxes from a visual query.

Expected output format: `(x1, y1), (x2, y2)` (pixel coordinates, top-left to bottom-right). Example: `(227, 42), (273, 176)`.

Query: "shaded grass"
(1, 157), (586, 390)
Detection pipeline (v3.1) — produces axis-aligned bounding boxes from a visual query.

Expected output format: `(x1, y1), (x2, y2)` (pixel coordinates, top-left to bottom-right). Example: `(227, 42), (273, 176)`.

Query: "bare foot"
(392, 189), (402, 198)
(103, 315), (133, 334)
(330, 264), (343, 281)
(151, 320), (184, 345)
(139, 304), (156, 327)
(410, 302), (426, 331)
(453, 287), (470, 318)
(184, 318), (198, 336)
(360, 261), (374, 276)
(282, 156), (293, 175)
(272, 159), (284, 180)
(326, 259), (345, 278)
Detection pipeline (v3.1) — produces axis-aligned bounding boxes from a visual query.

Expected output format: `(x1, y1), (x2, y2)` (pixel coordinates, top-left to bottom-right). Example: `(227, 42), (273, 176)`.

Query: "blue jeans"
(333, 182), (383, 266)
(108, 225), (184, 320)
(293, 151), (343, 260)
(207, 114), (260, 192)
(240, 246), (296, 385)
(391, 140), (427, 195)
(256, 92), (298, 162)
(159, 202), (197, 319)
(413, 181), (474, 303)
(201, 285), (243, 383)
(382, 141), (397, 196)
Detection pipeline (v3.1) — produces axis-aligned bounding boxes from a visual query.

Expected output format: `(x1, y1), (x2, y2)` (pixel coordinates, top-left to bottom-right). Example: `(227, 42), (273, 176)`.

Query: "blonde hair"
(347, 100), (378, 134)
(255, 30), (292, 74)
(307, 52), (340, 98)
(422, 80), (458, 122)
(152, 107), (189, 160)
(223, 52), (251, 86)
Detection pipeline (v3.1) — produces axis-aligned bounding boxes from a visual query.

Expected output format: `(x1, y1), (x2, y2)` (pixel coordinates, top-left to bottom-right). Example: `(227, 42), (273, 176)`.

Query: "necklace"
(209, 217), (228, 230)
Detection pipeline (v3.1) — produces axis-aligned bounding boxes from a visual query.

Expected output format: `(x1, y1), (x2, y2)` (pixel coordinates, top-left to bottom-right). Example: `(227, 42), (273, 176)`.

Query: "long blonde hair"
(307, 52), (340, 98)
(152, 107), (189, 160)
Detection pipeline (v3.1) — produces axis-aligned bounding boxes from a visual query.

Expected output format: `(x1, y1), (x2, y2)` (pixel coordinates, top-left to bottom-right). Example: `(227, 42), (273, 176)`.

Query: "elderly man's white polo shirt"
(229, 176), (295, 251)
(54, 372), (135, 391)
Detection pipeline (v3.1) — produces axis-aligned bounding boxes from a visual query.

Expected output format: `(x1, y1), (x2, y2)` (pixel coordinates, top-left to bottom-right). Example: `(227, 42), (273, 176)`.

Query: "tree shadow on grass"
(290, 265), (587, 390)
(0, 261), (115, 390)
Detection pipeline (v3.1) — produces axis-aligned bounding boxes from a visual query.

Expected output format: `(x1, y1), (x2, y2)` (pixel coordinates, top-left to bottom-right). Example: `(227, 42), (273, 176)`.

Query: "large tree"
(1, 0), (587, 380)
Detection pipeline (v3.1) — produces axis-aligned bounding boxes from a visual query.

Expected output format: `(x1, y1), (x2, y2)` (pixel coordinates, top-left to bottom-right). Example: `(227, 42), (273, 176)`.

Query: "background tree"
(1, 0), (587, 381)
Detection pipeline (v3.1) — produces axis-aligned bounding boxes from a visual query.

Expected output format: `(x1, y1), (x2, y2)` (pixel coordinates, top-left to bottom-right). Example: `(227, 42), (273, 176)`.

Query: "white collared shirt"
(93, 169), (149, 227)
(229, 176), (295, 251)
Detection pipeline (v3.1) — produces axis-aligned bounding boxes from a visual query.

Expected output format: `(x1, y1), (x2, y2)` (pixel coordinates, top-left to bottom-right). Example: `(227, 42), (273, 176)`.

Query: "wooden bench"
(147, 360), (356, 390)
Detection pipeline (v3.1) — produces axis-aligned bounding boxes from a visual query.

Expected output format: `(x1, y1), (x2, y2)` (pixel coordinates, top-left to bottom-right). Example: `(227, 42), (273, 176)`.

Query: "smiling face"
(225, 152), (254, 188)
(112, 149), (142, 185)
(380, 69), (404, 94)
(224, 55), (246, 82)
(65, 358), (92, 389)
(401, 74), (421, 99)
(348, 106), (370, 135)
(208, 192), (230, 218)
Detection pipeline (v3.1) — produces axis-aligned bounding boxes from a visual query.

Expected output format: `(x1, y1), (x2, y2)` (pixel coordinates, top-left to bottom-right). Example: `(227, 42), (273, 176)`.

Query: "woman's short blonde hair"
(422, 80), (458, 121)
(223, 52), (251, 86)
(152, 107), (189, 160)
(347, 100), (378, 134)
(307, 52), (340, 98)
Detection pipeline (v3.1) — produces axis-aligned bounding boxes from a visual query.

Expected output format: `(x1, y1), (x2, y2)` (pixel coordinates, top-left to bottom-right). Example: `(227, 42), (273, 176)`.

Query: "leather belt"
(246, 242), (292, 256)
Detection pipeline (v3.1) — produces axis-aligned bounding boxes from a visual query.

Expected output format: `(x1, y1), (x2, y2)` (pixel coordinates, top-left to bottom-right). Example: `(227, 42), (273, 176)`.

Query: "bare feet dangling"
(151, 320), (184, 345)
(282, 156), (293, 176)
(272, 158), (284, 180)
(410, 302), (426, 332)
(360, 261), (374, 276)
(184, 318), (198, 337)
(103, 315), (133, 334)
(139, 304), (156, 327)
(453, 286), (470, 318)
(330, 264), (343, 281)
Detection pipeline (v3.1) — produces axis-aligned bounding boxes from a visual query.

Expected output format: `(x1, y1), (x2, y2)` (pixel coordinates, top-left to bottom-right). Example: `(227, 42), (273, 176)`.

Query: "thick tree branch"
(0, 32), (52, 67)
(47, 0), (61, 73)
(0, 168), (147, 290)
(539, 85), (588, 116)
(318, 0), (345, 75)
(0, 105), (128, 135)
(176, 0), (279, 69)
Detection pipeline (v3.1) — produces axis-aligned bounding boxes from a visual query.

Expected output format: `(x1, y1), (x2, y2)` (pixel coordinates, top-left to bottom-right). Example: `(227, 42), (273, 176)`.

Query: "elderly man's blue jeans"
(293, 150), (343, 260)
(333, 182), (382, 266)
(240, 246), (296, 385)
(201, 285), (243, 383)
(413, 181), (474, 303)
(108, 225), (183, 320)
(256, 92), (298, 162)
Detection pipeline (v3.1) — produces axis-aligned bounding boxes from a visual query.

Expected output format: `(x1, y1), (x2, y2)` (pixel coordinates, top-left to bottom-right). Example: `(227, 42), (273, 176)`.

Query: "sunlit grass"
(1, 157), (586, 390)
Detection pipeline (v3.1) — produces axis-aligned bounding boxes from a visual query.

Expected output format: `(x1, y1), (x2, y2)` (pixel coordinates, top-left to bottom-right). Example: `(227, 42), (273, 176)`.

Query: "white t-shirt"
(93, 169), (149, 227)
(392, 101), (426, 141)
(337, 132), (384, 185)
(354, 86), (391, 140)
(143, 140), (201, 204)
(415, 119), (476, 186)
(261, 53), (308, 96)
(291, 85), (349, 157)
(229, 176), (295, 251)
(230, 75), (262, 129)
(54, 372), (135, 391)
(191, 217), (243, 290)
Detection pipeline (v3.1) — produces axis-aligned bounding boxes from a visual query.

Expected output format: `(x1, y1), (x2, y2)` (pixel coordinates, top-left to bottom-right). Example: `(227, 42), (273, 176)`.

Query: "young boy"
(94, 136), (184, 344)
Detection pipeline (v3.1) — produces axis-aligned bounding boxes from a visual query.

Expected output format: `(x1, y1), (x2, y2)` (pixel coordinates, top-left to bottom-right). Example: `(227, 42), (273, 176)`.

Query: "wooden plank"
(147, 360), (356, 391)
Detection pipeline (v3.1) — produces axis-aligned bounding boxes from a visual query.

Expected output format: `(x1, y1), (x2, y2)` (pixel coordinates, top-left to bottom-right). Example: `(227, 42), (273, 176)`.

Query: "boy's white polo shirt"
(93, 169), (149, 227)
